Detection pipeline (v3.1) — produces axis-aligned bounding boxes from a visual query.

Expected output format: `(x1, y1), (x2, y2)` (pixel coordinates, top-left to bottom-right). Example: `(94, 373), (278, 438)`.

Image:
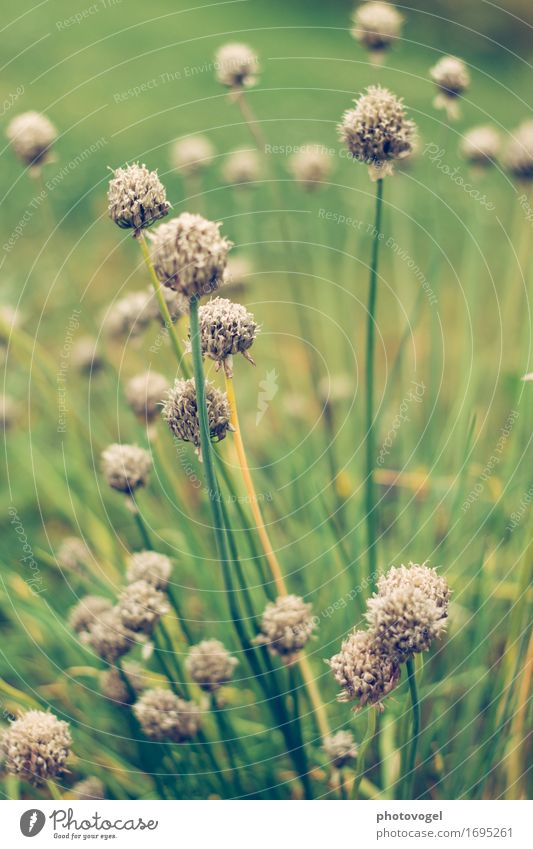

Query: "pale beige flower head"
(101, 443), (152, 494)
(171, 135), (215, 175)
(108, 163), (170, 234)
(328, 629), (401, 709)
(255, 594), (316, 661)
(162, 377), (232, 452)
(376, 562), (450, 619)
(186, 639), (238, 692)
(100, 662), (146, 704)
(68, 595), (113, 636)
(222, 256), (253, 293)
(83, 608), (135, 662)
(460, 125), (501, 168)
(366, 584), (447, 662)
(116, 579), (169, 635)
(71, 336), (104, 376)
(339, 85), (417, 180)
(0, 394), (19, 431)
(2, 711), (72, 785)
(149, 213), (232, 300)
(351, 2), (403, 64)
(57, 536), (90, 574)
(72, 777), (105, 800)
(126, 550), (172, 591)
(430, 56), (470, 120)
(125, 371), (170, 424)
(105, 290), (154, 340)
(323, 730), (358, 769)
(6, 111), (57, 170)
(504, 121), (533, 183)
(215, 42), (259, 89)
(222, 148), (262, 185)
(289, 145), (334, 190)
(133, 688), (201, 742)
(198, 296), (258, 375)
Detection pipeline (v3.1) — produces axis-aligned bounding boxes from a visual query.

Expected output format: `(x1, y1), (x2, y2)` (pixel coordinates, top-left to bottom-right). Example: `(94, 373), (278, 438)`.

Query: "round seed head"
(6, 111), (57, 170)
(289, 145), (334, 190)
(125, 371), (170, 424)
(126, 550), (172, 591)
(323, 730), (358, 769)
(101, 443), (152, 494)
(255, 594), (316, 660)
(186, 639), (238, 692)
(222, 148), (262, 185)
(83, 608), (135, 662)
(162, 377), (232, 450)
(328, 629), (401, 708)
(351, 2), (403, 61)
(57, 537), (90, 574)
(376, 562), (450, 618)
(107, 163), (170, 233)
(339, 85), (417, 181)
(2, 711), (72, 785)
(149, 213), (232, 300)
(171, 135), (215, 175)
(460, 125), (501, 167)
(71, 336), (104, 376)
(99, 667), (134, 705)
(215, 42), (259, 89)
(116, 580), (169, 635)
(366, 585), (447, 662)
(133, 688), (201, 742)
(222, 256), (253, 293)
(504, 122), (533, 182)
(68, 595), (112, 635)
(198, 296), (258, 374)
(105, 290), (154, 340)
(72, 777), (105, 800)
(430, 56), (470, 120)
(0, 394), (19, 430)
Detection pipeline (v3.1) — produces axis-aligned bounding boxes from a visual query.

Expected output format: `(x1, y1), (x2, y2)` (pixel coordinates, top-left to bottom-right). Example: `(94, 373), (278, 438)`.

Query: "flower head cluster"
(108, 163), (170, 233)
(133, 689), (201, 742)
(150, 213), (232, 300)
(289, 146), (334, 190)
(198, 297), (259, 375)
(222, 256), (253, 293)
(57, 537), (91, 574)
(351, 2), (403, 63)
(222, 148), (262, 185)
(82, 608), (136, 662)
(504, 121), (533, 183)
(339, 85), (417, 181)
(460, 125), (501, 168)
(215, 42), (259, 89)
(100, 663), (146, 704)
(105, 291), (154, 340)
(72, 777), (105, 800)
(126, 550), (172, 591)
(430, 56), (470, 120)
(6, 111), (57, 170)
(322, 730), (358, 769)
(162, 377), (232, 452)
(255, 594), (316, 662)
(328, 562), (450, 709)
(101, 443), (152, 494)
(125, 371), (169, 424)
(71, 337), (104, 376)
(0, 394), (19, 430)
(68, 595), (112, 635)
(116, 580), (168, 635)
(171, 135), (215, 175)
(186, 639), (238, 692)
(2, 711), (72, 785)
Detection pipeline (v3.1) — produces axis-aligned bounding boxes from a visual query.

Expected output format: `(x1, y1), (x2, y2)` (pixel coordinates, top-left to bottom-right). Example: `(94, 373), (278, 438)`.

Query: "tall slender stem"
(352, 707), (377, 799)
(365, 178), (384, 593)
(404, 656), (420, 798)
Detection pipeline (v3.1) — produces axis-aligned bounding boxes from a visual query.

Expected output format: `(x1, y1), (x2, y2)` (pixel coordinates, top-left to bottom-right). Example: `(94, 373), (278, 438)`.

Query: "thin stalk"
(46, 779), (63, 801)
(404, 657), (421, 799)
(129, 498), (153, 550)
(352, 707), (377, 799)
(288, 663), (314, 799)
(365, 177), (384, 594)
(136, 232), (191, 378)
(210, 694), (245, 797)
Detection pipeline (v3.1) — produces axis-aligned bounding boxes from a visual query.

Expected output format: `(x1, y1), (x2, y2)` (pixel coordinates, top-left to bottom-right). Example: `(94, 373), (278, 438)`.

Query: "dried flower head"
(339, 85), (417, 181)
(125, 371), (169, 424)
(133, 688), (201, 742)
(0, 394), (19, 430)
(149, 213), (232, 300)
(328, 629), (401, 709)
(323, 730), (358, 769)
(198, 297), (258, 375)
(72, 776), (105, 800)
(116, 580), (168, 635)
(222, 148), (262, 185)
(108, 163), (170, 234)
(162, 377), (232, 451)
(68, 595), (112, 635)
(99, 667), (135, 705)
(460, 125), (501, 167)
(126, 550), (172, 591)
(105, 291), (154, 340)
(57, 537), (90, 574)
(351, 2), (403, 64)
(83, 608), (135, 662)
(504, 122), (533, 182)
(366, 585), (447, 662)
(289, 145), (334, 190)
(6, 111), (57, 170)
(222, 256), (253, 293)
(101, 443), (152, 494)
(2, 711), (72, 785)
(186, 639), (238, 692)
(215, 42), (259, 89)
(430, 56), (470, 120)
(376, 562), (450, 618)
(171, 135), (215, 175)
(71, 336), (104, 376)
(255, 594), (316, 661)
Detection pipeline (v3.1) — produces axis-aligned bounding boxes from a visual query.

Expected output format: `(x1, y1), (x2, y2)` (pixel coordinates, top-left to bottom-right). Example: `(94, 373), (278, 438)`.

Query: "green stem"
(352, 707), (377, 799)
(130, 499), (153, 550)
(47, 779), (63, 800)
(365, 178), (384, 594)
(404, 657), (421, 799)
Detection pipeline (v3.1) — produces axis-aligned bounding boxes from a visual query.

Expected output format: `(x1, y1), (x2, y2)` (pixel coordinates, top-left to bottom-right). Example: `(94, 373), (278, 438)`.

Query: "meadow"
(0, 0), (532, 801)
